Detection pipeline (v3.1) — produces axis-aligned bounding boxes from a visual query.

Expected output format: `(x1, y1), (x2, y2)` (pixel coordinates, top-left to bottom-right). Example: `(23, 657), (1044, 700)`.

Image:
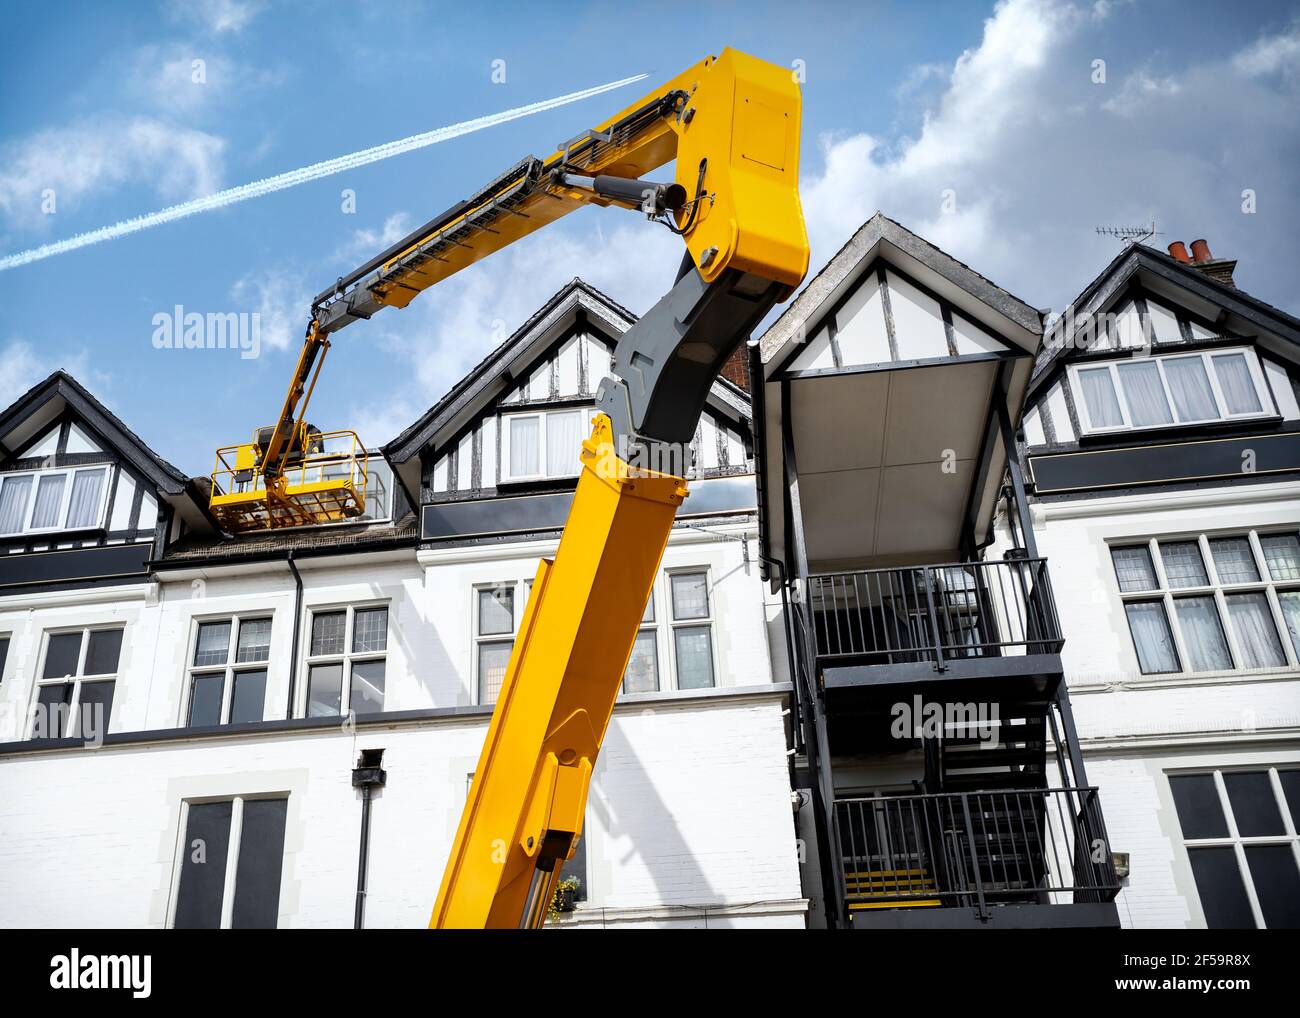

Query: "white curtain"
(1279, 592), (1300, 658)
(1174, 597), (1232, 671)
(1165, 357), (1219, 421)
(1118, 362), (1173, 426)
(1225, 593), (1286, 669)
(1125, 601), (1179, 673)
(508, 417), (539, 478)
(1260, 534), (1300, 582)
(1112, 546), (1157, 591)
(0, 475), (33, 534)
(1212, 353), (1263, 414)
(1210, 537), (1259, 583)
(1160, 540), (1208, 587)
(1078, 368), (1123, 427)
(545, 410), (583, 478)
(31, 474), (66, 529)
(65, 469), (103, 528)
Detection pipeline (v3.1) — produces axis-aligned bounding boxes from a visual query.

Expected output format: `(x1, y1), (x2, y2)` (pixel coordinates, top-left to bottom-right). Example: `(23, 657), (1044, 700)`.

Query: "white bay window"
(0, 465), (109, 536)
(500, 408), (595, 482)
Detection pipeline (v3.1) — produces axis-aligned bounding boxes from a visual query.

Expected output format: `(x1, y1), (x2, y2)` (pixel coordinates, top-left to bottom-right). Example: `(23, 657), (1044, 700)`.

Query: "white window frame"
(474, 579), (532, 705)
(1070, 346), (1275, 436)
(183, 614), (273, 727)
(0, 463), (111, 536)
(1110, 528), (1300, 678)
(167, 794), (290, 929)
(28, 625), (124, 739)
(499, 407), (596, 483)
(301, 603), (389, 717)
(1169, 766), (1300, 929)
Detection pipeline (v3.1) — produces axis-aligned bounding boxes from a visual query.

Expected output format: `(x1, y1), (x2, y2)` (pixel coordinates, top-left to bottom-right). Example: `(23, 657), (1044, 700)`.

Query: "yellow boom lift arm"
(226, 48), (808, 926)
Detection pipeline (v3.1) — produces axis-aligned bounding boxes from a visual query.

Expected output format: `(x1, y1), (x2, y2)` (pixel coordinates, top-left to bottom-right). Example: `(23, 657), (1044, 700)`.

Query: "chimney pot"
(1190, 238), (1212, 263)
(1168, 241), (1191, 263)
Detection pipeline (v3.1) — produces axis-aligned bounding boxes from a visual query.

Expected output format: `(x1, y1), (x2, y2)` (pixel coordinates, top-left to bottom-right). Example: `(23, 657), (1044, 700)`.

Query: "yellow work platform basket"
(209, 427), (369, 532)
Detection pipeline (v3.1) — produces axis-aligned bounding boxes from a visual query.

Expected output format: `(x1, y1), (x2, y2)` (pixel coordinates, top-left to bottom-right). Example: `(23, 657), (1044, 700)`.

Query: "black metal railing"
(835, 788), (1119, 915)
(807, 558), (1063, 666)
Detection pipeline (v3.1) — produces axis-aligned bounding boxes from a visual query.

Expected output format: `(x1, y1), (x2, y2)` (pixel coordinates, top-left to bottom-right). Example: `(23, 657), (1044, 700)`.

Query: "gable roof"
(383, 276), (752, 471)
(1030, 242), (1300, 396)
(760, 211), (1044, 371)
(0, 370), (189, 495)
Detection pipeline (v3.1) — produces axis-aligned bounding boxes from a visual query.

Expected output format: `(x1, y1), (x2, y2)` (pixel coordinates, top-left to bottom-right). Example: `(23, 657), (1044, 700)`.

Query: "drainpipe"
(352, 748), (386, 929)
(285, 551), (303, 720)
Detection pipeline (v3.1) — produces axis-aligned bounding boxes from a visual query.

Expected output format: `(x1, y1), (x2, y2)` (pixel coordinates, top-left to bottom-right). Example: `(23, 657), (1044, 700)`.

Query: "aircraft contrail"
(0, 73), (648, 273)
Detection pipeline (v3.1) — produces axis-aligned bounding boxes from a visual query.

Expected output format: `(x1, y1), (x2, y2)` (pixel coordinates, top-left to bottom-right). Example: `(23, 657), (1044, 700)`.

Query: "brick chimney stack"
(1170, 237), (1237, 287)
(719, 344), (751, 392)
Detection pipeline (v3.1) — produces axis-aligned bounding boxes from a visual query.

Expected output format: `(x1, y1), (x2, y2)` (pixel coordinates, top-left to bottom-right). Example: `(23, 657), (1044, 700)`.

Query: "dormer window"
(1070, 346), (1274, 436)
(499, 408), (595, 482)
(0, 465), (110, 536)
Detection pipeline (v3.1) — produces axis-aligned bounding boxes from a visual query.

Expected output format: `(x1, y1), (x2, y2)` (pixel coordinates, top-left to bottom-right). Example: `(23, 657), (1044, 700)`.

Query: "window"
(1071, 347), (1274, 435)
(1111, 530), (1300, 676)
(0, 465), (109, 536)
(670, 571), (715, 689)
(623, 589), (660, 694)
(476, 582), (525, 705)
(0, 634), (8, 683)
(1169, 769), (1300, 928)
(303, 606), (387, 717)
(185, 616), (272, 727)
(172, 796), (288, 928)
(30, 627), (122, 740)
(500, 408), (595, 482)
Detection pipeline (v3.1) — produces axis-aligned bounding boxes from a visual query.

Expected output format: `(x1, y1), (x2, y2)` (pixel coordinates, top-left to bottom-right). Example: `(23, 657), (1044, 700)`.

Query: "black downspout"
(286, 552), (303, 720)
(352, 749), (386, 929)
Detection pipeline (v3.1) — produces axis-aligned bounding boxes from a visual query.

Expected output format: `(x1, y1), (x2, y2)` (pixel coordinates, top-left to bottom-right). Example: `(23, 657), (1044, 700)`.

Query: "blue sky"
(1, 0), (1297, 474)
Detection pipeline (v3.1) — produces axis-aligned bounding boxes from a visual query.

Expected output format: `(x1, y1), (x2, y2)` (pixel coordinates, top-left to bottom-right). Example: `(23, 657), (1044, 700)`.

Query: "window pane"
(560, 825), (588, 903)
(306, 663), (343, 716)
(232, 798), (288, 929)
(478, 587), (514, 636)
(85, 629), (122, 675)
(351, 607), (388, 653)
(1160, 540), (1208, 587)
(1279, 592), (1300, 659)
(309, 611), (346, 656)
(188, 673), (224, 727)
(77, 681), (114, 741)
(230, 669), (266, 724)
(1224, 593), (1286, 669)
(174, 801), (232, 929)
(1245, 846), (1300, 929)
(1188, 847), (1256, 928)
(1260, 534), (1300, 582)
(478, 641), (513, 705)
(1165, 356), (1219, 421)
(545, 410), (583, 478)
(670, 573), (709, 620)
(65, 468), (104, 528)
(194, 621), (231, 667)
(32, 683), (72, 739)
(1212, 353), (1263, 415)
(1117, 361), (1173, 427)
(1174, 597), (1233, 671)
(1111, 546), (1157, 592)
(0, 637), (8, 680)
(1224, 771), (1285, 837)
(674, 626), (714, 689)
(641, 591), (655, 624)
(1280, 771), (1300, 830)
(1209, 537), (1260, 583)
(1170, 773), (1230, 838)
(1124, 601), (1179, 674)
(350, 659), (385, 715)
(30, 473), (66, 529)
(0, 474), (33, 534)
(623, 631), (659, 694)
(1078, 367), (1124, 428)
(508, 416), (540, 477)
(42, 632), (82, 679)
(235, 619), (272, 663)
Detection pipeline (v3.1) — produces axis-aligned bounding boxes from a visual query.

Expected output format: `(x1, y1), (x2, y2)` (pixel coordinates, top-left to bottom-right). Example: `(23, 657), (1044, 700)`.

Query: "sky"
(1, 0), (1297, 475)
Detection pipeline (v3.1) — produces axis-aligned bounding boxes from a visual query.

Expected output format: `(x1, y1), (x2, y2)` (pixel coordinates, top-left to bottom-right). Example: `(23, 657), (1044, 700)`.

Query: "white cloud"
(170, 0), (265, 34)
(1233, 20), (1300, 81)
(1100, 70), (1181, 115)
(0, 117), (225, 230)
(335, 212), (415, 264)
(0, 340), (113, 411)
(231, 268), (312, 353)
(125, 45), (287, 114)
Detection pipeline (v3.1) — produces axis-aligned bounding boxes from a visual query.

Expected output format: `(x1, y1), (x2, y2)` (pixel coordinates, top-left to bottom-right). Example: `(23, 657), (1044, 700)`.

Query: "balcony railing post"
(921, 566), (945, 672)
(959, 792), (989, 919)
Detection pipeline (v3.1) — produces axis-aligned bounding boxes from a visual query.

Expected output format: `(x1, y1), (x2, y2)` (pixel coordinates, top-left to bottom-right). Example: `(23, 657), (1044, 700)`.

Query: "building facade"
(0, 280), (805, 929)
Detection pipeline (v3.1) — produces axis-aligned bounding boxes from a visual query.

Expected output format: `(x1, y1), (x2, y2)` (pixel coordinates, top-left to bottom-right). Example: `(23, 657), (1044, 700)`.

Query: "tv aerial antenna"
(1095, 219), (1159, 246)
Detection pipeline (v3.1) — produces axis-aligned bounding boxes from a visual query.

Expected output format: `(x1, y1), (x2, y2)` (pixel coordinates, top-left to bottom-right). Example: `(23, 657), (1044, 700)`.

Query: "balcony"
(806, 557), (1064, 690)
(836, 787), (1120, 929)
